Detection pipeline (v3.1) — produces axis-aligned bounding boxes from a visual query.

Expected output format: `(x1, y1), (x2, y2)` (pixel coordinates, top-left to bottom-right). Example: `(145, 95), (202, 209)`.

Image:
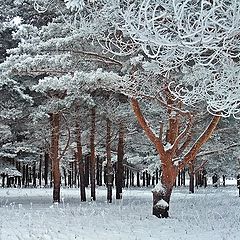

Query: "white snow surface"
(156, 199), (169, 209)
(152, 182), (166, 193)
(0, 186), (239, 240)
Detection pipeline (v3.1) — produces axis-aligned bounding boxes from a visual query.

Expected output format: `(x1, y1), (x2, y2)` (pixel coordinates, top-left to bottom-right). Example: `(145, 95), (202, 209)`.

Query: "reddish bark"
(131, 97), (221, 218)
(50, 112), (61, 203)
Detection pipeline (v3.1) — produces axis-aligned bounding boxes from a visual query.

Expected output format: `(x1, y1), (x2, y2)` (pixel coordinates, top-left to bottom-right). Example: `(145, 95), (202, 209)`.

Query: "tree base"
(152, 185), (171, 218)
(153, 205), (169, 218)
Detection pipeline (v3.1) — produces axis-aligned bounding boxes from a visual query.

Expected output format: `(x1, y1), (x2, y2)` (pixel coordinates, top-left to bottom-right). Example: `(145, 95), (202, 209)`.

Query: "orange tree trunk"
(131, 97), (221, 218)
(50, 112), (61, 203)
(152, 156), (177, 218)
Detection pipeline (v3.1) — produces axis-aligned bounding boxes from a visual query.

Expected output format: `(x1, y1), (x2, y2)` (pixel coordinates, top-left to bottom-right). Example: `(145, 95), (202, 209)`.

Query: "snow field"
(0, 186), (239, 240)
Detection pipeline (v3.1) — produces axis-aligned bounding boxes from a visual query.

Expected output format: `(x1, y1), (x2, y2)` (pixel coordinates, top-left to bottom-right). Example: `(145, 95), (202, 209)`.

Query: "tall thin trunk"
(26, 164), (29, 187)
(69, 162), (73, 188)
(22, 164), (25, 187)
(189, 163), (195, 193)
(116, 123), (125, 199)
(178, 171), (181, 186)
(96, 156), (100, 185)
(44, 152), (49, 187)
(33, 162), (36, 187)
(142, 171), (145, 187)
(137, 172), (140, 187)
(85, 155), (90, 186)
(50, 112), (61, 203)
(106, 118), (113, 203)
(39, 156), (42, 187)
(74, 159), (77, 187)
(76, 120), (86, 202)
(98, 157), (103, 186)
(90, 108), (96, 201)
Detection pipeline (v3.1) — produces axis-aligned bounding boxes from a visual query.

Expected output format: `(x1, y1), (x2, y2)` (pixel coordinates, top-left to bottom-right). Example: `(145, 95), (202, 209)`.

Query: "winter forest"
(0, 0), (240, 239)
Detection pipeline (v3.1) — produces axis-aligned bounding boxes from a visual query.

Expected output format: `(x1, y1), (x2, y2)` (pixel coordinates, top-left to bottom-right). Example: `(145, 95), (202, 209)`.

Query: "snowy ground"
(0, 185), (239, 240)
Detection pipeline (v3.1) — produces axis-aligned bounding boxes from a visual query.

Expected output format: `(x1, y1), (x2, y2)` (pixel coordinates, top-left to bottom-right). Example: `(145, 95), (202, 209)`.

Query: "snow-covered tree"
(119, 0), (240, 118)
(1, 0), (239, 218)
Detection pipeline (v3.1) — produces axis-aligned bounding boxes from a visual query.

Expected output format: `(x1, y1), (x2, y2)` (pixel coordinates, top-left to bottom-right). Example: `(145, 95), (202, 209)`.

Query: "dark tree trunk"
(152, 175), (155, 186)
(22, 165), (26, 187)
(28, 165), (32, 185)
(44, 152), (49, 187)
(63, 168), (67, 186)
(223, 175), (226, 187)
(178, 171), (181, 186)
(181, 169), (186, 186)
(16, 162), (21, 187)
(2, 174), (5, 187)
(33, 162), (36, 187)
(147, 173), (151, 186)
(25, 164), (29, 187)
(98, 158), (103, 186)
(188, 163), (195, 193)
(131, 171), (135, 187)
(7, 176), (10, 187)
(152, 185), (172, 218)
(71, 162), (74, 186)
(116, 123), (125, 199)
(39, 156), (42, 187)
(68, 164), (72, 188)
(90, 108), (96, 201)
(85, 155), (90, 187)
(156, 169), (159, 184)
(75, 118), (86, 202)
(204, 177), (207, 188)
(146, 171), (149, 187)
(142, 171), (146, 187)
(96, 156), (100, 186)
(195, 172), (199, 187)
(50, 112), (61, 203)
(50, 171), (53, 188)
(189, 173), (194, 193)
(137, 172), (140, 187)
(106, 118), (113, 203)
(126, 168), (129, 188)
(74, 160), (77, 187)
(129, 170), (132, 186)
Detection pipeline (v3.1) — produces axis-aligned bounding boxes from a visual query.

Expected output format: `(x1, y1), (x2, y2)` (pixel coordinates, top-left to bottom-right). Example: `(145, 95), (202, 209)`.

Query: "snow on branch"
(121, 0), (240, 119)
(170, 63), (240, 119)
(123, 0), (240, 64)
